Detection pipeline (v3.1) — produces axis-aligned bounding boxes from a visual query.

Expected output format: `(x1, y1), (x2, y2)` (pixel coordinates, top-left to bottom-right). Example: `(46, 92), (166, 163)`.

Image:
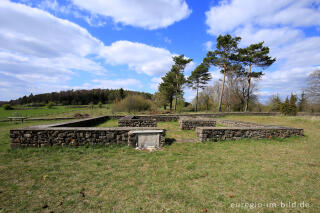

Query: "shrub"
(46, 102), (54, 109)
(89, 102), (94, 109)
(97, 101), (103, 108)
(280, 94), (297, 116)
(3, 104), (13, 110)
(112, 95), (151, 113)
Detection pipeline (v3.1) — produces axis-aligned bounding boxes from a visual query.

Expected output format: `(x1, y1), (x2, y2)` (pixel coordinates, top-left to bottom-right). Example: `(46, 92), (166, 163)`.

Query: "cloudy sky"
(0, 0), (319, 102)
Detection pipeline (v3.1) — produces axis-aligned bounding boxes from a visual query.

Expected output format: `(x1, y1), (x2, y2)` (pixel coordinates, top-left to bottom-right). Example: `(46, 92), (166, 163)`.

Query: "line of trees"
(9, 88), (152, 106)
(155, 34), (276, 112)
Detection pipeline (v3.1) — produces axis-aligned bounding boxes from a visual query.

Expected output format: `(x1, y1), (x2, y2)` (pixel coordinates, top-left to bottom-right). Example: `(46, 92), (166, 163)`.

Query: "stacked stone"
(10, 115), (166, 149)
(215, 119), (272, 128)
(179, 117), (216, 130)
(118, 119), (157, 127)
(196, 127), (304, 142)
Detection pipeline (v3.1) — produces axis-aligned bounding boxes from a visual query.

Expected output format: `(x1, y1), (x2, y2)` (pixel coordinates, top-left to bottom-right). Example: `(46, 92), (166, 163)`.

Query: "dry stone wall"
(179, 118), (216, 130)
(118, 116), (157, 127)
(10, 116), (165, 149)
(197, 119), (304, 142)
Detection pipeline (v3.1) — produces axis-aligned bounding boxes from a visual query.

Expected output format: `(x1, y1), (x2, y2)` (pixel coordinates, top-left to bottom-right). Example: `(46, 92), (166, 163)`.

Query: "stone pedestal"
(128, 130), (164, 149)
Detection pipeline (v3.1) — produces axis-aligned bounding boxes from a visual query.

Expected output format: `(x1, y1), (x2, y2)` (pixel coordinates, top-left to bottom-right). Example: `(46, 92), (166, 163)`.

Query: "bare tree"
(306, 69), (320, 103)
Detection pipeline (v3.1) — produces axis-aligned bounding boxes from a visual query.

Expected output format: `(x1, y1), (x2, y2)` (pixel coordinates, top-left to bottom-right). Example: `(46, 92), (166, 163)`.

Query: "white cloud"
(205, 0), (320, 36)
(0, 1), (182, 100)
(205, 0), (320, 101)
(100, 41), (175, 76)
(149, 77), (163, 91)
(90, 78), (142, 90)
(72, 0), (191, 29)
(204, 41), (213, 51)
(0, 1), (102, 58)
(235, 25), (303, 49)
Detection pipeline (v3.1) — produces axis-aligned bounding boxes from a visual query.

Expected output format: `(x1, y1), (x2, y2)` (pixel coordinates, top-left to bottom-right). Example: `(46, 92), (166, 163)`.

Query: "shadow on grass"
(205, 135), (304, 144)
(165, 138), (176, 146)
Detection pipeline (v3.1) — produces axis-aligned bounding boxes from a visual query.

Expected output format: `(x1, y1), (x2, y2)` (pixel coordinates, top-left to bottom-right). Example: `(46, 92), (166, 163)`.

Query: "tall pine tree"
(238, 42), (276, 112)
(187, 63), (212, 112)
(204, 34), (241, 112)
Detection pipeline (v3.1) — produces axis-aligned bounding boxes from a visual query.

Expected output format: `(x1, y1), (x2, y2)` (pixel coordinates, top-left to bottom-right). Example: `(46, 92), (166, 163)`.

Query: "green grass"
(95, 119), (119, 127)
(0, 105), (115, 120)
(0, 116), (319, 212)
(158, 121), (197, 142)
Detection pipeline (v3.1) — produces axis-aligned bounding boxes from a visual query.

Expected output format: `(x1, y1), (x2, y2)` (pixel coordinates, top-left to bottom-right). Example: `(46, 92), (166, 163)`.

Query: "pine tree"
(187, 63), (212, 111)
(270, 94), (282, 112)
(159, 70), (176, 110)
(298, 91), (308, 112)
(171, 55), (192, 111)
(289, 94), (298, 116)
(204, 34), (241, 112)
(238, 42), (276, 112)
(280, 96), (290, 115)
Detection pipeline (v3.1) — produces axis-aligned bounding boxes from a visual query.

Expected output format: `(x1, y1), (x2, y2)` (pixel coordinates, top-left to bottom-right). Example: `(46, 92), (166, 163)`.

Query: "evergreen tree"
(119, 88), (125, 100)
(171, 55), (193, 111)
(270, 94), (282, 112)
(159, 70), (176, 110)
(289, 93), (298, 116)
(280, 96), (290, 115)
(204, 34), (241, 112)
(298, 91), (308, 112)
(187, 63), (212, 111)
(280, 94), (298, 116)
(238, 42), (276, 112)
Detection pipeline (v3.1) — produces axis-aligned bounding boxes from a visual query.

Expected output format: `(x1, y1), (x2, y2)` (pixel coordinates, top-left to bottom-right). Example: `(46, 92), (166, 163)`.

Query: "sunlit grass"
(0, 116), (319, 212)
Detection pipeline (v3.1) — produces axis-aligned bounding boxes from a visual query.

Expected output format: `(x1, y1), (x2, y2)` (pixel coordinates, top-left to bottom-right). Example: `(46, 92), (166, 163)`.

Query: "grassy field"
(0, 106), (87, 119)
(0, 115), (319, 212)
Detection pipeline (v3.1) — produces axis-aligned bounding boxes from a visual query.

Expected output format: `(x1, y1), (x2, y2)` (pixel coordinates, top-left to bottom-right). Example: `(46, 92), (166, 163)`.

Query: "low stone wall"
(10, 116), (165, 149)
(196, 126), (304, 142)
(216, 119), (272, 128)
(179, 117), (216, 130)
(118, 116), (157, 127)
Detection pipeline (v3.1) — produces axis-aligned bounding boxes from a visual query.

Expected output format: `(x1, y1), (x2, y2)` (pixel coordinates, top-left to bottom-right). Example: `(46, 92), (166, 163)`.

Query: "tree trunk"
(169, 96), (173, 110)
(195, 84), (199, 112)
(218, 65), (226, 112)
(245, 64), (252, 112)
(174, 73), (178, 111)
(174, 95), (177, 111)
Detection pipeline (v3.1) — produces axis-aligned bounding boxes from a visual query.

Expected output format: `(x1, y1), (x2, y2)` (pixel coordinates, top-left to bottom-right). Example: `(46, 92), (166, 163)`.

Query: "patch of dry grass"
(0, 116), (319, 212)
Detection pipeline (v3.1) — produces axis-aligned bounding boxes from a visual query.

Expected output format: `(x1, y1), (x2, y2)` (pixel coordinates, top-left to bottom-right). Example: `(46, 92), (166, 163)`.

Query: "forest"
(8, 88), (152, 106)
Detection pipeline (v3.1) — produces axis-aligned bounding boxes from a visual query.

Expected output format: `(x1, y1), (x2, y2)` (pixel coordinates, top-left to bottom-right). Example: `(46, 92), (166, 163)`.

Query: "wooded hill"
(9, 89), (152, 105)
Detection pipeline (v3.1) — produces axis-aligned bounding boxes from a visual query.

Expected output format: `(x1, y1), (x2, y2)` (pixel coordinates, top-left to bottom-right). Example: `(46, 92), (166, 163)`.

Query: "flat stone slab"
(130, 130), (164, 134)
(129, 130), (164, 149)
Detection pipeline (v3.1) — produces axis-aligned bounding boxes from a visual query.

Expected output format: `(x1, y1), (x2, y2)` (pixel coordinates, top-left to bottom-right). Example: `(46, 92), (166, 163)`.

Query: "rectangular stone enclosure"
(196, 119), (304, 141)
(179, 117), (216, 130)
(10, 116), (165, 149)
(118, 116), (157, 127)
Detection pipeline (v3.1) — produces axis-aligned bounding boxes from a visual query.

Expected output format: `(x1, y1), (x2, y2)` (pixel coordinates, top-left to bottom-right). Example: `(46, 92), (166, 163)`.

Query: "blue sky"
(0, 0), (320, 102)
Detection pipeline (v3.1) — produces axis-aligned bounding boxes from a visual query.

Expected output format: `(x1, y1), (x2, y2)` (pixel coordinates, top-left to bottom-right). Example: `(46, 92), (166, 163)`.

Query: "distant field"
(0, 105), (114, 119)
(0, 116), (319, 212)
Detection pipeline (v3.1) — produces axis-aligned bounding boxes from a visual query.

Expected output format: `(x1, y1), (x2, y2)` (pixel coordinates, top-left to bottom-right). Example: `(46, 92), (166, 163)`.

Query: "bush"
(3, 104), (13, 110)
(46, 102), (54, 109)
(112, 95), (151, 113)
(280, 94), (297, 116)
(97, 101), (103, 108)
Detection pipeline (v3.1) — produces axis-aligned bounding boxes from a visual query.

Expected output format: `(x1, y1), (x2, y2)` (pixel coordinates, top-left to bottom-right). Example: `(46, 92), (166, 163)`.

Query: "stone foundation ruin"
(10, 114), (304, 149)
(179, 117), (216, 130)
(118, 116), (157, 127)
(196, 119), (304, 141)
(10, 116), (165, 149)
